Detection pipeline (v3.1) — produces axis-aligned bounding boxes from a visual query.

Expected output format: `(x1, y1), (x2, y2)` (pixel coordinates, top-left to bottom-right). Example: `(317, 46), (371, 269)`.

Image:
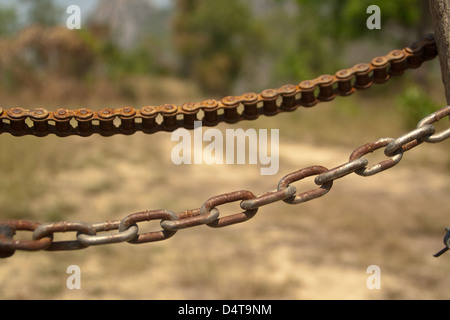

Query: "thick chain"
(0, 34), (437, 137)
(0, 105), (448, 257)
(0, 34), (446, 258)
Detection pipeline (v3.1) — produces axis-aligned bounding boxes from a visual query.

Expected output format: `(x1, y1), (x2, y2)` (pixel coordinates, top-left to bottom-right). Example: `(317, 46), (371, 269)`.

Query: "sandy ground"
(0, 72), (448, 300)
(0, 118), (449, 300)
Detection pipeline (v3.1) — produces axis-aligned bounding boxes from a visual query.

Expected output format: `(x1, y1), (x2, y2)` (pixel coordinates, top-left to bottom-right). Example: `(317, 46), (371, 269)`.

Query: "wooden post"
(429, 0), (450, 104)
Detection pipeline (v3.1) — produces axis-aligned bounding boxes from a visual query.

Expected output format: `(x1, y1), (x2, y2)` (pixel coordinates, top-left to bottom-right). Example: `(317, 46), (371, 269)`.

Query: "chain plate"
(0, 34), (438, 137)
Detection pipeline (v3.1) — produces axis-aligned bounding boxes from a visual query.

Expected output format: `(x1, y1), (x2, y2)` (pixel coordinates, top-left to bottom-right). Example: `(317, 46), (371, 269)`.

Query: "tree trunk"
(429, 0), (450, 104)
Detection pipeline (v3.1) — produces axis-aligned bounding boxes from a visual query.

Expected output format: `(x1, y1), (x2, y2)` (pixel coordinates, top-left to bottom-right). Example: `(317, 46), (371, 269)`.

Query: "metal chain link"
(0, 34), (438, 137)
(0, 34), (447, 258)
(1, 105), (448, 257)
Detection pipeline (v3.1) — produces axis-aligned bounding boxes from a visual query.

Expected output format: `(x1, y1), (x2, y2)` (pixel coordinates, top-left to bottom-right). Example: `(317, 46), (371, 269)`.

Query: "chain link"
(0, 34), (448, 258)
(0, 34), (438, 137)
(349, 137), (404, 176)
(434, 228), (450, 257)
(1, 104), (447, 256)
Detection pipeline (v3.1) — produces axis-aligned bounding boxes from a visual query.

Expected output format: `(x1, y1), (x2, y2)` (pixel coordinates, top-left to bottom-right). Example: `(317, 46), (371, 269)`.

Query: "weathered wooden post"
(429, 0), (450, 104)
(429, 0), (450, 258)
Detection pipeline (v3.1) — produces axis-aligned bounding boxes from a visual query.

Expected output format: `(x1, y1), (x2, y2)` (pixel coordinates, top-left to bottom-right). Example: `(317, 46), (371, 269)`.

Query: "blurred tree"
(96, 39), (157, 78)
(278, 0), (439, 128)
(0, 5), (19, 37)
(0, 25), (96, 92)
(89, 0), (156, 50)
(20, 0), (63, 26)
(396, 84), (440, 128)
(274, 0), (432, 81)
(87, 0), (173, 79)
(298, 0), (430, 43)
(172, 0), (432, 95)
(172, 0), (257, 96)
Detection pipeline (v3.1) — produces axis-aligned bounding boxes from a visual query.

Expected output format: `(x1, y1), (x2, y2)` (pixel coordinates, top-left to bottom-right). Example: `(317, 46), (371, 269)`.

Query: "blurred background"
(0, 0), (449, 300)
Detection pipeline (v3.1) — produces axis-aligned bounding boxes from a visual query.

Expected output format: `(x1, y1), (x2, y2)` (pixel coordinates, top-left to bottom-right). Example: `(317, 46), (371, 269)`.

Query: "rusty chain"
(0, 34), (437, 137)
(0, 103), (448, 257)
(0, 34), (448, 258)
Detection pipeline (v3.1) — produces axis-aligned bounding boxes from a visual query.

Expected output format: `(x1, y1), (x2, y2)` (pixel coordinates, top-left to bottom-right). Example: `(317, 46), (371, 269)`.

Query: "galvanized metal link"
(33, 221), (96, 251)
(349, 137), (404, 177)
(384, 124), (436, 156)
(434, 228), (450, 258)
(417, 106), (450, 143)
(160, 208), (220, 232)
(119, 210), (179, 244)
(240, 185), (297, 210)
(77, 220), (139, 246)
(203, 190), (258, 228)
(277, 166), (333, 205)
(314, 158), (369, 185)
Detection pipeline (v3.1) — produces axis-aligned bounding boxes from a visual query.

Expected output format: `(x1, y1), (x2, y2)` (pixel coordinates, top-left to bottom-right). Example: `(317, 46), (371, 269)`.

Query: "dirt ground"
(0, 75), (449, 300)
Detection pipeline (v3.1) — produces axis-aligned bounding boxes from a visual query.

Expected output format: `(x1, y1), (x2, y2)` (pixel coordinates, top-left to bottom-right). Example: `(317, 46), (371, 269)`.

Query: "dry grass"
(0, 73), (449, 300)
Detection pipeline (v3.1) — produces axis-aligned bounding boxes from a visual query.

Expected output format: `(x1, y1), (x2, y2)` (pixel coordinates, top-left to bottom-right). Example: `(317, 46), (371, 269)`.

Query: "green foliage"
(295, 0), (424, 41)
(0, 0), (437, 103)
(173, 0), (259, 96)
(396, 85), (440, 128)
(77, 27), (157, 79)
(0, 6), (19, 36)
(20, 0), (63, 26)
(98, 41), (157, 78)
(272, 0), (430, 82)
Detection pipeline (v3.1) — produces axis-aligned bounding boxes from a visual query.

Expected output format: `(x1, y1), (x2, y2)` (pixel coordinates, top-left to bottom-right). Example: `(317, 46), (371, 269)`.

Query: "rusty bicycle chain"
(0, 34), (438, 137)
(0, 34), (448, 258)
